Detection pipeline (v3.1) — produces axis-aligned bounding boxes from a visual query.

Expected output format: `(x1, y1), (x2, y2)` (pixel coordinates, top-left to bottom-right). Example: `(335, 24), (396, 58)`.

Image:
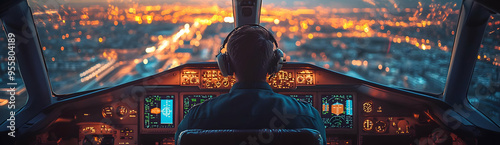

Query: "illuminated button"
(190, 77), (197, 84)
(117, 106), (128, 117)
(377, 106), (383, 112)
(363, 102), (373, 113)
(363, 119), (373, 131)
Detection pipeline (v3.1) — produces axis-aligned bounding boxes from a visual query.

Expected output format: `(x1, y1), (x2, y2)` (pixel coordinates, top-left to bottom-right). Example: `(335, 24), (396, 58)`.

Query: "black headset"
(216, 24), (285, 77)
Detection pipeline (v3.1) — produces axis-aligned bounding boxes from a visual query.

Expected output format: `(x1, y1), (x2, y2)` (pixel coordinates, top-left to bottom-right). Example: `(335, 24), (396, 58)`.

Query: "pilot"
(175, 24), (327, 144)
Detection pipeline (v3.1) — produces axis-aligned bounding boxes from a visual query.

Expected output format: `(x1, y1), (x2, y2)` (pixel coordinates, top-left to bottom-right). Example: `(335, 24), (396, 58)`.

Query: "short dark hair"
(227, 25), (275, 81)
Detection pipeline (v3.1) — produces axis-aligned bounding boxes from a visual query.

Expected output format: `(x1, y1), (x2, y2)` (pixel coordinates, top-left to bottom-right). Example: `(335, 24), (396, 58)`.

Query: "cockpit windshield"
(28, 0), (462, 95)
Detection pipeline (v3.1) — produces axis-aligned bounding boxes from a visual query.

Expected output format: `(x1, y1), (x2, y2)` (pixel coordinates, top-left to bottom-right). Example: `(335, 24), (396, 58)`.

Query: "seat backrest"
(177, 128), (323, 145)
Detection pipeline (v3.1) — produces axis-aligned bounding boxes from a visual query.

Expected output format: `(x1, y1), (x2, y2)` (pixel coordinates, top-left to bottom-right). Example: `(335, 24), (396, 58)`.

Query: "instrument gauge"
(102, 106), (113, 118)
(305, 75), (312, 82)
(363, 101), (373, 113)
(375, 121), (387, 133)
(297, 76), (305, 83)
(363, 119), (373, 131)
(396, 120), (410, 134)
(116, 106), (128, 117)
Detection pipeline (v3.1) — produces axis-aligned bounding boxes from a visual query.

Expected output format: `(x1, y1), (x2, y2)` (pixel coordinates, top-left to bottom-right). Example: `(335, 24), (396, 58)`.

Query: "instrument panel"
(134, 91), (427, 144)
(72, 88), (432, 144)
(59, 63), (451, 145)
(61, 89), (435, 145)
(180, 69), (314, 89)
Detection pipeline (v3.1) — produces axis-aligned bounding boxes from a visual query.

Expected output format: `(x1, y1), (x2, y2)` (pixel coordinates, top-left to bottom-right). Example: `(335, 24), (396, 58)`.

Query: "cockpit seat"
(177, 128), (323, 145)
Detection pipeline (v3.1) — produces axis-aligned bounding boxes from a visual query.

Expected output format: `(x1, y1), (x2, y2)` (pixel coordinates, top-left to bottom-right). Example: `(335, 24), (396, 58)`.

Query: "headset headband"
(220, 24), (279, 52)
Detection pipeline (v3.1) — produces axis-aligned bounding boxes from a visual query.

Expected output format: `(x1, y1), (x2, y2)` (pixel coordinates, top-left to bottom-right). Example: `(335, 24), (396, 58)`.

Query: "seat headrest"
(178, 128), (323, 145)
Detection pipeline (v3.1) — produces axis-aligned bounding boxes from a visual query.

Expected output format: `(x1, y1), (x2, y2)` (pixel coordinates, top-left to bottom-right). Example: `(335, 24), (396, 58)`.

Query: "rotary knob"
(190, 77), (198, 84)
(297, 76), (305, 83)
(305, 75), (312, 83)
(116, 106), (128, 117)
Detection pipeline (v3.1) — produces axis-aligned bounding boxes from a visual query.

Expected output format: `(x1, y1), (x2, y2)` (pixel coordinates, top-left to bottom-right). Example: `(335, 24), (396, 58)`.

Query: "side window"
(0, 25), (30, 122)
(467, 14), (500, 126)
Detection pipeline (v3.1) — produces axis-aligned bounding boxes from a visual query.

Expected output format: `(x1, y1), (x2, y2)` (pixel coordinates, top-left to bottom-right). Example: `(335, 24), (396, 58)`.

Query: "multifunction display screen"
(321, 94), (354, 129)
(183, 94), (216, 117)
(144, 95), (175, 128)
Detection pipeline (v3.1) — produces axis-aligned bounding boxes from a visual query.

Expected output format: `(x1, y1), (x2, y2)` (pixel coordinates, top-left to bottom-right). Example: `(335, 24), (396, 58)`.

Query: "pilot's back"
(175, 82), (326, 144)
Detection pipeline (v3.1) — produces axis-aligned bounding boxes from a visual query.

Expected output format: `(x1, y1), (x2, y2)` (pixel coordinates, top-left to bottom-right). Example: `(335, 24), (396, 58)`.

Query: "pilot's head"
(227, 25), (276, 82)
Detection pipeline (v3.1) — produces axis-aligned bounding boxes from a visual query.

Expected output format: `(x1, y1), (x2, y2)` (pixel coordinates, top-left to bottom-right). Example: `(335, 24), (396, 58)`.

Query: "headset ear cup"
(226, 55), (234, 76)
(275, 49), (284, 73)
(268, 49), (284, 75)
(217, 53), (231, 77)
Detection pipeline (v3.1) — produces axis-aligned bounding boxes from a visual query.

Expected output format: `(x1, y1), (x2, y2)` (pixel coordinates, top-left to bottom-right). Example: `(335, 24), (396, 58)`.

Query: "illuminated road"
(55, 21), (209, 93)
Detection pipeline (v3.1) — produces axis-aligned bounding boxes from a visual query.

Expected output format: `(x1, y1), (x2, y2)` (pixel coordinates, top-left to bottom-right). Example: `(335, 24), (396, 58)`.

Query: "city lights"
(27, 0), (494, 96)
(145, 46), (156, 53)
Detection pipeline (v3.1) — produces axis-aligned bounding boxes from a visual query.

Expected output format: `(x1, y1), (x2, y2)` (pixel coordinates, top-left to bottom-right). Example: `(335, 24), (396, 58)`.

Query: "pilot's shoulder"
(190, 94), (226, 109)
(297, 99), (311, 104)
(274, 93), (310, 105)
